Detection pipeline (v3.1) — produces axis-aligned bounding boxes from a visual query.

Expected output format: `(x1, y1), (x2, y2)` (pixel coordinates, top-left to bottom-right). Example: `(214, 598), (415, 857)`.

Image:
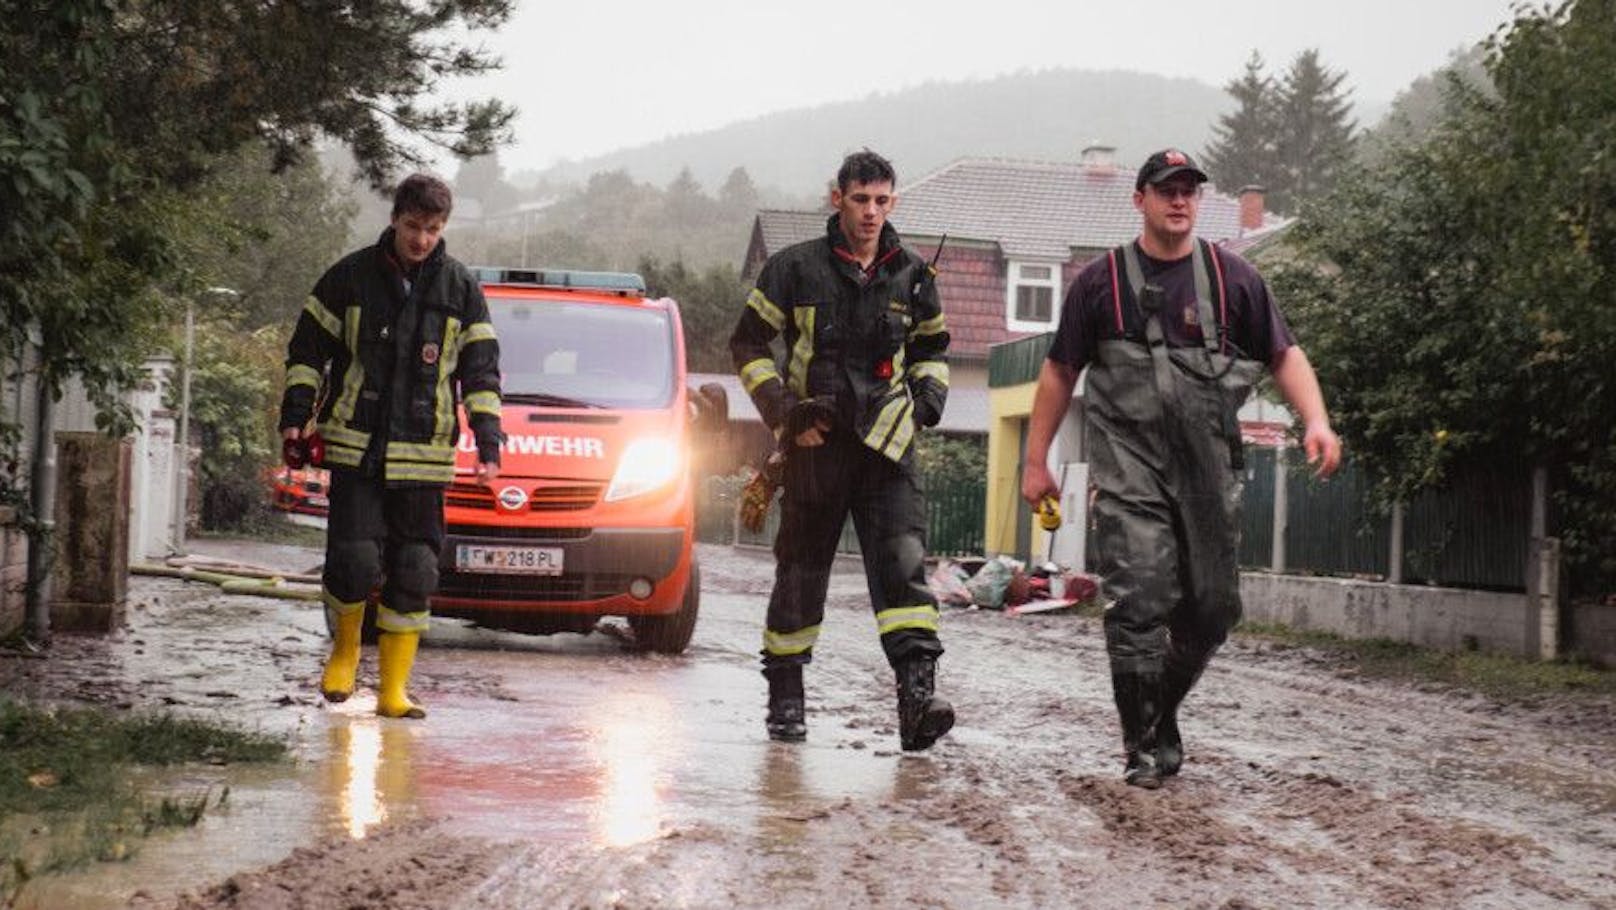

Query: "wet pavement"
(4, 537), (1615, 908)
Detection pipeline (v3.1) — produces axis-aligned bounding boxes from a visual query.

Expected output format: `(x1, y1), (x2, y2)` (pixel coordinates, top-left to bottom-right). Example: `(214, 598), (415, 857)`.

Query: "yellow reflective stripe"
(763, 625), (821, 656)
(740, 357), (780, 393)
(302, 296), (343, 339)
(386, 441), (455, 464)
(788, 307), (815, 398)
(912, 313), (947, 337)
(322, 591), (365, 615)
(464, 390), (501, 417)
(318, 423), (370, 449)
(863, 395), (909, 451)
(322, 445), (364, 468)
(746, 288), (786, 331)
(907, 361), (950, 386)
(875, 604), (940, 636)
(882, 402), (916, 461)
(376, 605), (430, 633)
(331, 308), (366, 424)
(285, 364), (321, 392)
(889, 345), (907, 389)
(460, 321), (497, 345)
(384, 462), (456, 484)
(432, 317), (461, 446)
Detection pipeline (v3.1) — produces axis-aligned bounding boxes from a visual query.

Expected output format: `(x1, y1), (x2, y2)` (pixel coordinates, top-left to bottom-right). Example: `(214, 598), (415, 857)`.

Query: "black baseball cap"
(1136, 148), (1209, 191)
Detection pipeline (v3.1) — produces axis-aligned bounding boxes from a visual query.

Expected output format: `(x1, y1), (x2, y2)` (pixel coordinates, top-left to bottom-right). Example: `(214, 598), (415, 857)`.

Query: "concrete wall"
(1241, 571), (1616, 664)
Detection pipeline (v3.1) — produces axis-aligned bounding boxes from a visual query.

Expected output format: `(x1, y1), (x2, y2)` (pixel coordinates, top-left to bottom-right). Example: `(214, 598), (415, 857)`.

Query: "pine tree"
(1271, 49), (1358, 213)
(1202, 51), (1279, 196)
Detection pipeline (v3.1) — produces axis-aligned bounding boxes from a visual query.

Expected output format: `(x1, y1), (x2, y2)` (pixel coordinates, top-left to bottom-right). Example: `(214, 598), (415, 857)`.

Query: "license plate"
(307, 495), (329, 508)
(455, 544), (564, 576)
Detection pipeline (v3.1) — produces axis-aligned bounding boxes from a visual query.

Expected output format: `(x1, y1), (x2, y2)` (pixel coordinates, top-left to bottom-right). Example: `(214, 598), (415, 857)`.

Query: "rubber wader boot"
(764, 665), (807, 742)
(321, 607), (364, 703)
(897, 656), (955, 752)
(1112, 671), (1163, 789)
(376, 631), (426, 719)
(1163, 653), (1215, 779)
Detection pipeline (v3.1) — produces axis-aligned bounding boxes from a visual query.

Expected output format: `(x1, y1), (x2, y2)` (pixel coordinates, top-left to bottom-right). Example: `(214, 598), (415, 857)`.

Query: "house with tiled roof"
(740, 146), (1286, 434)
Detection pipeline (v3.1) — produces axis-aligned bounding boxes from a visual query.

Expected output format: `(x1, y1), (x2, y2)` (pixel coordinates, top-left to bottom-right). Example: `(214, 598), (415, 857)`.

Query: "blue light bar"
(470, 266), (647, 293)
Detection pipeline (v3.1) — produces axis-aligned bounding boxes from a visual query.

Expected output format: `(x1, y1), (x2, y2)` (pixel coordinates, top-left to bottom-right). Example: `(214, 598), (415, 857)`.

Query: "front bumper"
(434, 525), (687, 612)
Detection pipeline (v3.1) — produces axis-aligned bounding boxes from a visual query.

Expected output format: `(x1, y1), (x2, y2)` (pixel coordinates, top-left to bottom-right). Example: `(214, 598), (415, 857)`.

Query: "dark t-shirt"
(1047, 240), (1295, 373)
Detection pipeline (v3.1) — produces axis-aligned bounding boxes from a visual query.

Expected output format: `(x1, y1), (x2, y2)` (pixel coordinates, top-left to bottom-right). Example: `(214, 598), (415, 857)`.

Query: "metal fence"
(1238, 447), (1531, 590)
(696, 474), (986, 558)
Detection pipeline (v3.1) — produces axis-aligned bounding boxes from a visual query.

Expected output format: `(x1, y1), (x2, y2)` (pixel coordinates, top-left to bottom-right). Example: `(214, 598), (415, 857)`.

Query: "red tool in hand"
(282, 432), (326, 469)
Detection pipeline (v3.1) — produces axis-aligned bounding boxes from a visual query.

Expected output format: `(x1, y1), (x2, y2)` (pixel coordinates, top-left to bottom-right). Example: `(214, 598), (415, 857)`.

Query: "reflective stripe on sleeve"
(464, 389), (501, 418)
(746, 288), (786, 331)
(740, 357), (781, 393)
(285, 364), (321, 392)
(460, 322), (497, 345)
(302, 296), (343, 339)
(911, 313), (947, 337)
(907, 361), (950, 387)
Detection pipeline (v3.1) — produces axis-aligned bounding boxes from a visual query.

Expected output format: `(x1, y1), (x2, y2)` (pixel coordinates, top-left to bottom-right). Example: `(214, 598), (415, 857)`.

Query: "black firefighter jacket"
(730, 217), (950, 464)
(279, 230), (503, 485)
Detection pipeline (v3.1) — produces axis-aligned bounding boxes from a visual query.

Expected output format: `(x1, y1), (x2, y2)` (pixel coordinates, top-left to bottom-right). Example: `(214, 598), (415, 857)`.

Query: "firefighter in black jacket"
(730, 150), (954, 751)
(280, 174), (503, 719)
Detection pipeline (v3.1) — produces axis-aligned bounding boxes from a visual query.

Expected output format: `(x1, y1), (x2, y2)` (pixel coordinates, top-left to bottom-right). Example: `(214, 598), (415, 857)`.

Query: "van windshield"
(487, 297), (676, 409)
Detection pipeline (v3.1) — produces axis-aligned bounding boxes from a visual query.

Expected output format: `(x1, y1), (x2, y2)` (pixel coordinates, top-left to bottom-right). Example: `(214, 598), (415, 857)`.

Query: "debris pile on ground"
(930, 555), (1100, 614)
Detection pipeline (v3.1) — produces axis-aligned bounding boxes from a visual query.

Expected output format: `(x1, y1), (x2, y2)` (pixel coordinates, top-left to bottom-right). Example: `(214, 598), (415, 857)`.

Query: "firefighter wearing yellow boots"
(280, 174), (503, 718)
(730, 150), (954, 751)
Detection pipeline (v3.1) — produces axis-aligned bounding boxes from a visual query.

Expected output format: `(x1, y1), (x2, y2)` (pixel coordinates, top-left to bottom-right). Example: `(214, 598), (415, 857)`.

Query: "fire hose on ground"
(132, 557), (322, 602)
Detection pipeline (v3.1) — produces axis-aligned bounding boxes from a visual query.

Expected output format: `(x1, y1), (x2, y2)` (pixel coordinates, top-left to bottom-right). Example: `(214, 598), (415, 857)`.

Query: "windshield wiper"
(502, 392), (604, 409)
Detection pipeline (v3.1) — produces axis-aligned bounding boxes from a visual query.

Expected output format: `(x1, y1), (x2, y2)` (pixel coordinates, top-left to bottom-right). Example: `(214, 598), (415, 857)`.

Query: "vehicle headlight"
(604, 437), (683, 502)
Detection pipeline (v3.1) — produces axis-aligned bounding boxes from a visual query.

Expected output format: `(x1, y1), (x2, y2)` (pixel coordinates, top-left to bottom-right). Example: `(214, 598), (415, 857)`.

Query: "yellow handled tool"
(1038, 495), (1062, 532)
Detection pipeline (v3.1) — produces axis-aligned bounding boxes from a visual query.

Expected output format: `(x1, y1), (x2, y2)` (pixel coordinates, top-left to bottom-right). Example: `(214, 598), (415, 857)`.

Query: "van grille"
(446, 480), (603, 512)
(530, 483), (602, 511)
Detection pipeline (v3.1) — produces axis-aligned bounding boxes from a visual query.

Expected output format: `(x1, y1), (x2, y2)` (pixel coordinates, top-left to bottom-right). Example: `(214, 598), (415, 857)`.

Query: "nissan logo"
(496, 486), (528, 511)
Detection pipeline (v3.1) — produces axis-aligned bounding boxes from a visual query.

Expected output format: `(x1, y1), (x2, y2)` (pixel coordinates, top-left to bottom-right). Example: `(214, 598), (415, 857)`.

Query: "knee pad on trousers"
(384, 542), (439, 613)
(324, 539), (382, 603)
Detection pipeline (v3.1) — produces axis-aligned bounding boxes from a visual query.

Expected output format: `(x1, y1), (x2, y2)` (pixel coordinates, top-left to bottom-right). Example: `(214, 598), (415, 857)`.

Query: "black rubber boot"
(1112, 670), (1164, 789)
(764, 665), (807, 742)
(897, 656), (955, 752)
(1156, 646), (1212, 777)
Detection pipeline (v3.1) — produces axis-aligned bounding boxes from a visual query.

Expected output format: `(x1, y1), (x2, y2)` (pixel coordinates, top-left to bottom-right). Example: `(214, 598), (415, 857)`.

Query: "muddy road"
(4, 539), (1614, 909)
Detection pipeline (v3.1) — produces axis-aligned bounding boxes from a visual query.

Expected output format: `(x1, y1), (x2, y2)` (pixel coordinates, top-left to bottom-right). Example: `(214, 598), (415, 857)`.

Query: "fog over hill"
(512, 68), (1248, 195)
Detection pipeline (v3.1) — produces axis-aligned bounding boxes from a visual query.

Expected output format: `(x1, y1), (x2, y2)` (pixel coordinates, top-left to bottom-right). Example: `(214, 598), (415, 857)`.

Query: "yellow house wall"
(985, 382), (1038, 556)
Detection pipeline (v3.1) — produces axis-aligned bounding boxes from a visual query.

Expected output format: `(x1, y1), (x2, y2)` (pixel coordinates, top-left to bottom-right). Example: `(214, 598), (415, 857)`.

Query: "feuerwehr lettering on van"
(456, 434), (606, 458)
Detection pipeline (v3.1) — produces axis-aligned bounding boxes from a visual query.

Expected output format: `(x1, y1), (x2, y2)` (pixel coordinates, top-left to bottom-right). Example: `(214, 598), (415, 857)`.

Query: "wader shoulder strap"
(1115, 240), (1226, 353)
(1117, 243), (1178, 402)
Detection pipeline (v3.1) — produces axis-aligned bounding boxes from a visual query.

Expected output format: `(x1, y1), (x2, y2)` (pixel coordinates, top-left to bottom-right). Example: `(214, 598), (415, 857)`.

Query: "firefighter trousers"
(323, 469), (445, 634)
(760, 430), (944, 670)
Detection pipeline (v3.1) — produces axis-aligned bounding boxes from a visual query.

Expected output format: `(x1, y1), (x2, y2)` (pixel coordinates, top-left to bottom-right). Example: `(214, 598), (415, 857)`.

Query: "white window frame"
(1005, 259), (1062, 332)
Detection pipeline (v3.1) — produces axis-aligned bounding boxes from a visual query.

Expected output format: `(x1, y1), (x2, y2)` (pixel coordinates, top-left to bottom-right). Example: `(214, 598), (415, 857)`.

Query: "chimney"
(1080, 144), (1117, 172)
(1238, 185), (1266, 231)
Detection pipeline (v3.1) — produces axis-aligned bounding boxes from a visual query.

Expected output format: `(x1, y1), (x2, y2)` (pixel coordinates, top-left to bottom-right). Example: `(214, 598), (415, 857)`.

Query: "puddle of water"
(16, 589), (940, 907)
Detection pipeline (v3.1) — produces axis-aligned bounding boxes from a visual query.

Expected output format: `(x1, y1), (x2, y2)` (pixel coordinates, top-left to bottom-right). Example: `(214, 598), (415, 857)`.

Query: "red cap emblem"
(1164, 150), (1188, 166)
(421, 342), (440, 365)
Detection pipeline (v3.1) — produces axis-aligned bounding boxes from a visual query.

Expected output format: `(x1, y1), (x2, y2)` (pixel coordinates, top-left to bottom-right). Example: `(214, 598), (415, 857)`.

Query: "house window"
(1006, 261), (1061, 331)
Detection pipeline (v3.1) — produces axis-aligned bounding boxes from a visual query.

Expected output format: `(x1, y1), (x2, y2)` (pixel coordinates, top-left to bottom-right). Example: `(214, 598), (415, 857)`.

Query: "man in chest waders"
(1022, 149), (1341, 787)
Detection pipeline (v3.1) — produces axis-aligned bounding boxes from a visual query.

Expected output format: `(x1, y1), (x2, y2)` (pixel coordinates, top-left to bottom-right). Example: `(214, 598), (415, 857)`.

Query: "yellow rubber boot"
(376, 630), (426, 719)
(320, 606), (364, 703)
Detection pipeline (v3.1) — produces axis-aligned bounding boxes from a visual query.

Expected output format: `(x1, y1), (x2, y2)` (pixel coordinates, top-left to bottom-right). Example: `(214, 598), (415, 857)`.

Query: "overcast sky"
(452, 0), (1524, 175)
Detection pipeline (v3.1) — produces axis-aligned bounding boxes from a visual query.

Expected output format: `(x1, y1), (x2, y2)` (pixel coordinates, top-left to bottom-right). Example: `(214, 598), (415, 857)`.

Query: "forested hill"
(513, 68), (1236, 194)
